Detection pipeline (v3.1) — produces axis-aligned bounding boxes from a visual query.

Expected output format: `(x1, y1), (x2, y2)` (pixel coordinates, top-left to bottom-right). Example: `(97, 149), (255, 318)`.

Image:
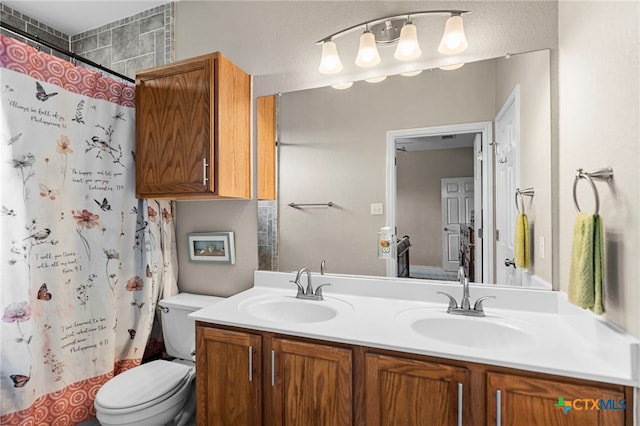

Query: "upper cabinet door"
(257, 95), (276, 200)
(135, 53), (251, 199)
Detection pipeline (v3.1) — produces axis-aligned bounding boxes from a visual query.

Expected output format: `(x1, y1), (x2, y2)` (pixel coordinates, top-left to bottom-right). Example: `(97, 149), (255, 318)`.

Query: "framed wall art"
(187, 232), (236, 264)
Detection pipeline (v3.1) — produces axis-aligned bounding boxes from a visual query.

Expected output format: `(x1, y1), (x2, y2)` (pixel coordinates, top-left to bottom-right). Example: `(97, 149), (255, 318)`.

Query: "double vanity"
(191, 271), (638, 425)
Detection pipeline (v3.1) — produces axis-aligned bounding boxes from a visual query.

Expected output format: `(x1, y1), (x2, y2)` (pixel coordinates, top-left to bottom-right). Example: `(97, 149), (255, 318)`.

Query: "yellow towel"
(568, 213), (604, 314)
(514, 213), (530, 268)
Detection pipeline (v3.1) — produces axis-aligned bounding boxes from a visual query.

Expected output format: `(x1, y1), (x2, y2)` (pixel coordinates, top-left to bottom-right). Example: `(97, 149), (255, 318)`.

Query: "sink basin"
(239, 295), (352, 323)
(396, 309), (538, 351)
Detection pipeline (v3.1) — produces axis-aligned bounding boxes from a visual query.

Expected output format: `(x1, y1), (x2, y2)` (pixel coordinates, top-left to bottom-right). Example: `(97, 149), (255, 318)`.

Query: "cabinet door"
(365, 353), (469, 426)
(196, 326), (261, 426)
(136, 55), (214, 197)
(257, 95), (276, 200)
(271, 338), (352, 426)
(487, 372), (628, 426)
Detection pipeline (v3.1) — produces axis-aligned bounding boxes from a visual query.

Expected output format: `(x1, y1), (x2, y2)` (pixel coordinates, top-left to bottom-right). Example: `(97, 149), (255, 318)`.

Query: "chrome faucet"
(437, 266), (495, 317)
(290, 267), (331, 301)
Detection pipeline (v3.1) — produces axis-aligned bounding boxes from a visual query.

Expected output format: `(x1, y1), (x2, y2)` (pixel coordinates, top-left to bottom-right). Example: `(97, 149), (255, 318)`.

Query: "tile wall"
(1, 3), (173, 80)
(71, 4), (173, 79)
(1, 3), (70, 58)
(258, 200), (278, 271)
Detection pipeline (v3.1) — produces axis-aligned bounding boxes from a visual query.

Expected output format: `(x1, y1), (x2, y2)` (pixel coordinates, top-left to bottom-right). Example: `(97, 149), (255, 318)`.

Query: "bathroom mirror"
(262, 49), (551, 288)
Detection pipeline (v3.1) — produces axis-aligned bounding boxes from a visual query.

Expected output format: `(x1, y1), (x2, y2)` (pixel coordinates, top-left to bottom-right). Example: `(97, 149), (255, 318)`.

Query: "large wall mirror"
(260, 49), (551, 288)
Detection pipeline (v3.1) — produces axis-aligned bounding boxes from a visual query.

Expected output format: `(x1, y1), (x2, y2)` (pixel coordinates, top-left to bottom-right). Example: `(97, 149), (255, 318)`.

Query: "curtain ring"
(573, 169), (599, 215)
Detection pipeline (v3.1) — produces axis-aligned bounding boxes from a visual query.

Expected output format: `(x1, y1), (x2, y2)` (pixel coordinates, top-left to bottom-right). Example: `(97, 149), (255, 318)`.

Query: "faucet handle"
(289, 279), (305, 296)
(314, 283), (331, 299)
(473, 296), (495, 312)
(437, 291), (458, 310)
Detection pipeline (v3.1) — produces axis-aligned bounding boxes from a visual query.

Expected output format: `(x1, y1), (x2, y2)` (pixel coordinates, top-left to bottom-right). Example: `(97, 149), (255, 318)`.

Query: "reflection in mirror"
(260, 49), (551, 288)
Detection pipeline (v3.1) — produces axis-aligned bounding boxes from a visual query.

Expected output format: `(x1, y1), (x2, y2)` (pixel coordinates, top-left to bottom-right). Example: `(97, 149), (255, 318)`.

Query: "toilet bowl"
(95, 360), (194, 426)
(94, 293), (223, 426)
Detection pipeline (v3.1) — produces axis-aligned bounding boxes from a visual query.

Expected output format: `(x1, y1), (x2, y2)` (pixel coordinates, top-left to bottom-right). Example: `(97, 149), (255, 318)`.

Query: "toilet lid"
(96, 360), (193, 410)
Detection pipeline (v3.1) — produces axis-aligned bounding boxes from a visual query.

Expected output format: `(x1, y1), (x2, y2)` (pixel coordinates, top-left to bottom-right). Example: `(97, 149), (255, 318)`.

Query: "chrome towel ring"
(515, 188), (535, 214)
(572, 168), (613, 215)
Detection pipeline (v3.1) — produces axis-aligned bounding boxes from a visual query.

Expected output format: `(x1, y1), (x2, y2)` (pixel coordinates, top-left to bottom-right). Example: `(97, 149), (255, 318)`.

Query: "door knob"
(504, 258), (516, 268)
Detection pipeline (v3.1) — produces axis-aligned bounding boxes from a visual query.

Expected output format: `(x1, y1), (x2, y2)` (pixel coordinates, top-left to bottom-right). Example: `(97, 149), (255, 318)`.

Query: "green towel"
(568, 212), (604, 314)
(514, 213), (530, 268)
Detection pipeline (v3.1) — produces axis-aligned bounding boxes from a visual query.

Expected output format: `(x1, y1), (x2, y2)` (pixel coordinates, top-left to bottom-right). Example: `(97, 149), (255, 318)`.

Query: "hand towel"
(514, 213), (530, 268)
(568, 212), (604, 314)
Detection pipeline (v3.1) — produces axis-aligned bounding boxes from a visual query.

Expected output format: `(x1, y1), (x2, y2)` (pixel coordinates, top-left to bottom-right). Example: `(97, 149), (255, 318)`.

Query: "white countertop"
(190, 271), (640, 388)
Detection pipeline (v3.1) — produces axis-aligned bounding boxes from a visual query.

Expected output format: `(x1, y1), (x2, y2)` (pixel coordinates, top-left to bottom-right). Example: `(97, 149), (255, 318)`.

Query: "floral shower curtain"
(0, 35), (178, 425)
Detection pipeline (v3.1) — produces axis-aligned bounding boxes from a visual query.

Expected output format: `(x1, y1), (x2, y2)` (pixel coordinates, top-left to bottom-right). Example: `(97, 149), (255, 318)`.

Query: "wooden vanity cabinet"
(196, 322), (633, 426)
(196, 324), (352, 426)
(195, 326), (262, 425)
(269, 338), (352, 426)
(135, 52), (251, 199)
(487, 372), (630, 426)
(365, 353), (470, 426)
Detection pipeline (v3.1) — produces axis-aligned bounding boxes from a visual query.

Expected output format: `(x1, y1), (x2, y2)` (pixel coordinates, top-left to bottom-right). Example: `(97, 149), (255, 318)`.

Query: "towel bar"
(514, 188), (534, 214)
(288, 202), (334, 208)
(573, 168), (613, 215)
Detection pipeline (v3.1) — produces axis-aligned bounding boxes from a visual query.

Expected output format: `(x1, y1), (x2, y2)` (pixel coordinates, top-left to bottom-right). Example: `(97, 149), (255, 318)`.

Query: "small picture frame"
(187, 232), (235, 264)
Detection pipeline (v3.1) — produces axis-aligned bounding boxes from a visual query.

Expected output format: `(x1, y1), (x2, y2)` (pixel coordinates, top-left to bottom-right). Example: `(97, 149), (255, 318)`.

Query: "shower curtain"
(0, 35), (178, 425)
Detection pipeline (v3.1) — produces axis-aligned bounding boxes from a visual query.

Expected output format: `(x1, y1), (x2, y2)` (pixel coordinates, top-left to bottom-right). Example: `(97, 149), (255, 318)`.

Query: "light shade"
(365, 75), (387, 83)
(439, 63), (464, 71)
(401, 69), (423, 77)
(394, 23), (422, 61)
(318, 40), (343, 74)
(355, 31), (381, 67)
(438, 15), (468, 55)
(331, 81), (353, 90)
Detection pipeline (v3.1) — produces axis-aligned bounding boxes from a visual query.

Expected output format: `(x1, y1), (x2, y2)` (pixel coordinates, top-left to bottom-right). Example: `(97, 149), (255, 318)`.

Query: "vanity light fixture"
(317, 10), (470, 75)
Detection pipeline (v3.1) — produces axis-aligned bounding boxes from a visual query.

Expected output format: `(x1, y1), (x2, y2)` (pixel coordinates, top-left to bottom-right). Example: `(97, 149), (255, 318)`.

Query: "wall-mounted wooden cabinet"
(257, 95), (276, 200)
(136, 52), (251, 199)
(196, 322), (633, 426)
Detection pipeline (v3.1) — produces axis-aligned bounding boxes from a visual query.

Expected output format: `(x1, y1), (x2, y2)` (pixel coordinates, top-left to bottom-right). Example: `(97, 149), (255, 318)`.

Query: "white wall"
(558, 1), (640, 338)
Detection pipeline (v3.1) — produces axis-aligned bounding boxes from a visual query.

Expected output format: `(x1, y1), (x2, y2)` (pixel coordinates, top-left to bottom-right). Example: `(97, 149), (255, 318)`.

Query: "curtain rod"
(1, 22), (135, 84)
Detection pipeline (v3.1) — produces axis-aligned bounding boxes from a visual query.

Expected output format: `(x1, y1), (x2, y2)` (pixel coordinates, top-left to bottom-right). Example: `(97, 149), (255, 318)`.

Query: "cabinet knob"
(504, 258), (516, 268)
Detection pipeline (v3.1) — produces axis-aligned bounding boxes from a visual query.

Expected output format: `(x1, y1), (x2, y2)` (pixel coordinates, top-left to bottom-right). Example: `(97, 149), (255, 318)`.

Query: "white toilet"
(94, 293), (223, 426)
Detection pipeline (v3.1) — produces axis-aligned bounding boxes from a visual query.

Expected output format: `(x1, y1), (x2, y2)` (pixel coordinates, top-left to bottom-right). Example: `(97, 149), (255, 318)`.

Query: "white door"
(441, 177), (474, 272)
(472, 133), (483, 283)
(495, 86), (520, 286)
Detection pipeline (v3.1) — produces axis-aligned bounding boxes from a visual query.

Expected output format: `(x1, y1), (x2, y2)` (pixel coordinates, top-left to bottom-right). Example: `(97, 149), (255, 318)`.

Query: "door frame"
(386, 122), (494, 281)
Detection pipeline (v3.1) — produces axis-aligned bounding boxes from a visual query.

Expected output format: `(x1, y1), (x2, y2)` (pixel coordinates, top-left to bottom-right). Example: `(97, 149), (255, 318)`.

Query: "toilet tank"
(159, 293), (224, 360)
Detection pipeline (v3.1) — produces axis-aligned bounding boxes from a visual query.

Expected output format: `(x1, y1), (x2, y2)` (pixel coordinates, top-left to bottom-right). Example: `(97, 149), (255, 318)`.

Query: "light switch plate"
(370, 203), (384, 215)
